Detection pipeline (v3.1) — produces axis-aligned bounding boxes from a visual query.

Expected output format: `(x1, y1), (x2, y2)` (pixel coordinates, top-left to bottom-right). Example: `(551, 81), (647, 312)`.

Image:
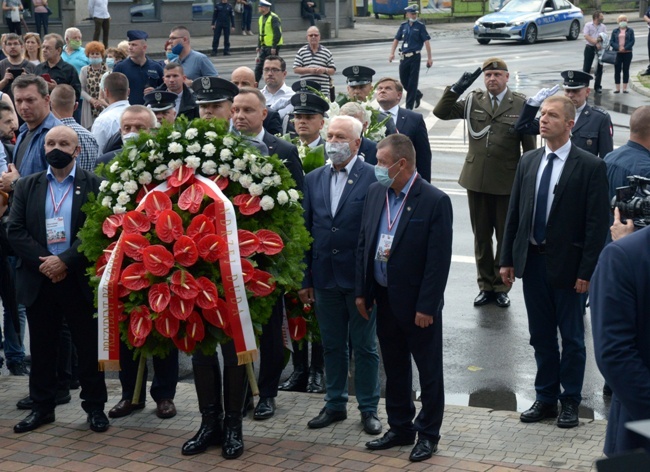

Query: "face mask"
(46, 148), (74, 169)
(89, 57), (103, 65)
(619, 21), (627, 28)
(171, 42), (184, 56)
(166, 52), (179, 62)
(122, 132), (138, 144)
(325, 142), (351, 166)
(105, 57), (115, 69)
(374, 160), (401, 187)
(68, 39), (82, 50)
(408, 17), (416, 22)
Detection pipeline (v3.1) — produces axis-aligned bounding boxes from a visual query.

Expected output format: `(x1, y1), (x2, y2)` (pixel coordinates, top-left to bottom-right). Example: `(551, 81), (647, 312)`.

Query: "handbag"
(234, 1), (243, 13)
(601, 48), (617, 65)
(10, 7), (20, 23)
(46, 6), (52, 15)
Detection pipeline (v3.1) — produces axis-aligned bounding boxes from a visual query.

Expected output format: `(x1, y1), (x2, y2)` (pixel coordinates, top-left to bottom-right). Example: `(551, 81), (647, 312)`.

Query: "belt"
(401, 51), (421, 58)
(528, 243), (546, 255)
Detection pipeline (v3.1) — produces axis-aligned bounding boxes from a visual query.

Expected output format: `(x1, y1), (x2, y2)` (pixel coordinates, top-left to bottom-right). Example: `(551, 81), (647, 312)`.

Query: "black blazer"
(500, 144), (610, 288)
(395, 108), (432, 182)
(359, 137), (377, 165)
(7, 167), (102, 307)
(262, 130), (304, 191)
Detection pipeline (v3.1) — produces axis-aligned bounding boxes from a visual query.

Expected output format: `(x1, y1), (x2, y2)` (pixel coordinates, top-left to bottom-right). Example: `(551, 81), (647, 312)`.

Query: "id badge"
(403, 42), (408, 49)
(46, 217), (66, 244)
(375, 233), (393, 262)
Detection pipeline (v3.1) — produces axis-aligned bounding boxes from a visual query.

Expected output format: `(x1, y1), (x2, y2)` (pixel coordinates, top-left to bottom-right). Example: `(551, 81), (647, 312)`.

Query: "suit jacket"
(515, 102), (613, 158)
(262, 130), (304, 191)
(303, 158), (376, 289)
(395, 108), (431, 182)
(358, 137), (377, 165)
(500, 144), (610, 288)
(157, 83), (200, 121)
(356, 176), (453, 321)
(7, 167), (102, 307)
(434, 86), (536, 195)
(263, 108), (283, 135)
(591, 226), (650, 456)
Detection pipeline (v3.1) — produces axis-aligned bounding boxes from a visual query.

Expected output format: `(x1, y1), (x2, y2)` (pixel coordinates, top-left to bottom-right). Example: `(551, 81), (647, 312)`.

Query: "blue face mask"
(166, 52), (179, 61)
(171, 42), (184, 56)
(105, 57), (115, 69)
(374, 160), (401, 187)
(89, 57), (103, 65)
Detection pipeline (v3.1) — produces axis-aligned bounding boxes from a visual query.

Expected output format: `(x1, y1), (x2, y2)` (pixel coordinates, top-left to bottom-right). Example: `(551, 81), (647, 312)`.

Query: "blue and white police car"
(474, 0), (584, 45)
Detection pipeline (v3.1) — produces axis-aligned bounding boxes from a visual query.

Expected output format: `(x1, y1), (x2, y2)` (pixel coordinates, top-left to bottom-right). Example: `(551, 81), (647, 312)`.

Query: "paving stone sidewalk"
(0, 377), (605, 471)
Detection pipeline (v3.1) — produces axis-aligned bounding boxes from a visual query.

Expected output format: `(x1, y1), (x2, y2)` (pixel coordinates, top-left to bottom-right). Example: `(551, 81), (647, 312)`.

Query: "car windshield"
(500, 0), (543, 12)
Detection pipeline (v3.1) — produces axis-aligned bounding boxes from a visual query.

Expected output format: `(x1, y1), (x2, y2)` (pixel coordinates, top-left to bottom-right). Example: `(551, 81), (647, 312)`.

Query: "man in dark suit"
(434, 58), (536, 309)
(8, 125), (109, 433)
(301, 115), (381, 435)
(499, 96), (609, 429)
(375, 77), (431, 182)
(591, 226), (650, 456)
(356, 134), (452, 462)
(232, 86), (304, 421)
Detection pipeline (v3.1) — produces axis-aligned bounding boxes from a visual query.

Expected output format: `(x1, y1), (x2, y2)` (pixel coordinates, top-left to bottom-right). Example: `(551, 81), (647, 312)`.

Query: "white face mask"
(325, 141), (351, 165)
(122, 132), (138, 144)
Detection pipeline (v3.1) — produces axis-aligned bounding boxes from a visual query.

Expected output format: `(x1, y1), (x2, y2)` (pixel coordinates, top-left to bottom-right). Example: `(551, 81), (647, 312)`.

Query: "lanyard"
(385, 174), (417, 232)
(49, 181), (73, 215)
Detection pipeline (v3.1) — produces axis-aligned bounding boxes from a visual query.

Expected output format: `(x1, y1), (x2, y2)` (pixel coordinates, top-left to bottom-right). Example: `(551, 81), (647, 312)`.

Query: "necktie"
(533, 153), (558, 245)
(491, 95), (498, 113)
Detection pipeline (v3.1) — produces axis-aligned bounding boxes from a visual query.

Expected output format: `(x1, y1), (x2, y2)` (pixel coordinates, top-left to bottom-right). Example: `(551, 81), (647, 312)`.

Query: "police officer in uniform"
(255, 0), (283, 83)
(515, 70), (613, 159)
(388, 5), (432, 110)
(211, 0), (236, 57)
(144, 91), (178, 125)
(433, 57), (536, 308)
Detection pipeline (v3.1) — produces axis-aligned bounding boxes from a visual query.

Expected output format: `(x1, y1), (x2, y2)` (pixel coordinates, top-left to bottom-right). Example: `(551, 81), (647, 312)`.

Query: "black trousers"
(257, 297), (284, 398)
(255, 46), (281, 84)
(93, 17), (110, 49)
(212, 23), (232, 54)
(614, 52), (632, 84)
(26, 277), (107, 413)
(582, 45), (603, 90)
(399, 54), (422, 110)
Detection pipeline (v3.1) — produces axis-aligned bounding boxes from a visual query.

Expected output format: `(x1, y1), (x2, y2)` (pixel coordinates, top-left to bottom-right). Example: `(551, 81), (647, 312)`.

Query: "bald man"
(230, 66), (283, 135)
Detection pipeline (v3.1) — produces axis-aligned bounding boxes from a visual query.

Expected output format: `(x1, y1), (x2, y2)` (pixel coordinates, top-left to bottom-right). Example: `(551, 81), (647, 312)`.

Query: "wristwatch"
(10, 177), (20, 190)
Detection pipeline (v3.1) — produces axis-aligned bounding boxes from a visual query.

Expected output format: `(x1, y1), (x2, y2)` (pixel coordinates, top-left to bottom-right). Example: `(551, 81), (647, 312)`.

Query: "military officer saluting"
(515, 70), (613, 158)
(388, 5), (432, 110)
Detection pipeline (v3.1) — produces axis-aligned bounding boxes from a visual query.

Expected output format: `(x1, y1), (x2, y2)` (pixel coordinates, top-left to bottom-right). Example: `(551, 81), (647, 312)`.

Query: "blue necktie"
(533, 153), (558, 245)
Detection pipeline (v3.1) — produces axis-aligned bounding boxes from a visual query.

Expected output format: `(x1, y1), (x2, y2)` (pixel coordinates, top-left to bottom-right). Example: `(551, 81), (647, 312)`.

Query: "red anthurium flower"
(186, 215), (216, 243)
(287, 316), (307, 341)
(122, 210), (151, 234)
(127, 328), (147, 348)
(240, 258), (254, 283)
(135, 183), (157, 204)
(202, 298), (230, 329)
(130, 306), (152, 339)
(118, 282), (131, 298)
(120, 262), (150, 290)
(102, 214), (124, 238)
(95, 252), (109, 277)
(155, 210), (184, 243)
(202, 202), (218, 220)
(170, 270), (199, 299)
(142, 245), (175, 277)
(211, 174), (229, 191)
(256, 229), (284, 255)
(173, 236), (199, 267)
(172, 333), (196, 353)
(246, 269), (276, 297)
(169, 293), (195, 320)
(195, 276), (219, 309)
(168, 165), (195, 188)
(116, 301), (126, 321)
(237, 229), (260, 258)
(148, 283), (171, 312)
(144, 191), (173, 223)
(178, 183), (205, 214)
(154, 309), (179, 338)
(185, 311), (205, 342)
(197, 234), (228, 262)
(123, 233), (150, 261)
(233, 194), (261, 216)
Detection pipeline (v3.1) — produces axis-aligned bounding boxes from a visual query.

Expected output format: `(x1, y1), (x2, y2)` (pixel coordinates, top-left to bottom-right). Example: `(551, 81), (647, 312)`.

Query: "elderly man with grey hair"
(340, 101), (378, 165)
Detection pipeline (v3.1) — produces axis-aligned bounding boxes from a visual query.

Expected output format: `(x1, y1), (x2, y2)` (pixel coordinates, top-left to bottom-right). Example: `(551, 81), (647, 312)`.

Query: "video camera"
(611, 175), (650, 228)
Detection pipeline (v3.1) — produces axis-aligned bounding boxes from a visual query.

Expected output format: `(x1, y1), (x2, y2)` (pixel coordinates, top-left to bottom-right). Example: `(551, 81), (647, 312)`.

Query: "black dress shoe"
(520, 400), (558, 423)
(224, 51), (231, 56)
(415, 90), (423, 109)
(557, 400), (579, 428)
(473, 290), (493, 306)
(253, 397), (275, 420)
(361, 411), (382, 435)
(306, 369), (325, 393)
(409, 438), (438, 462)
(14, 411), (55, 433)
(495, 292), (510, 308)
(641, 70), (650, 76)
(308, 407), (347, 428)
(366, 430), (415, 450)
(108, 399), (145, 418)
(17, 390), (71, 410)
(88, 410), (110, 432)
(278, 369), (308, 392)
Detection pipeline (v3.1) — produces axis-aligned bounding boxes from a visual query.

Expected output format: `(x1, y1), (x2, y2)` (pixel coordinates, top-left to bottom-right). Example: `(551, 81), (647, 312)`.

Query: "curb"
(630, 71), (650, 98)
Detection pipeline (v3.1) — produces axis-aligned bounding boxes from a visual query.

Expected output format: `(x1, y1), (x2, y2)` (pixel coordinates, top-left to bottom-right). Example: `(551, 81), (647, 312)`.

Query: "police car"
(474, 0), (584, 45)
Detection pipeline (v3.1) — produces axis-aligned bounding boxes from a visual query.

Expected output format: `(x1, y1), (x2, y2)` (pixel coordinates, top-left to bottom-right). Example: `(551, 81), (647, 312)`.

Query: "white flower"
(223, 136), (235, 147)
(202, 143), (216, 157)
(99, 181), (109, 192)
(277, 190), (289, 205)
(113, 204), (127, 214)
(138, 171), (152, 185)
(120, 170), (132, 181)
(109, 161), (120, 173)
(110, 182), (123, 193)
(288, 189), (300, 201)
(205, 131), (218, 139)
(218, 164), (231, 177)
(154, 164), (170, 180)
(134, 160), (146, 172)
(170, 131), (181, 140)
(168, 142), (183, 153)
(186, 142), (201, 154)
(262, 163), (274, 176)
(185, 156), (201, 169)
(168, 159), (183, 171)
(250, 163), (262, 176)
(239, 175), (253, 189)
(260, 195), (274, 211)
(202, 160), (217, 175)
(101, 196), (113, 207)
(117, 192), (130, 205)
(272, 175), (282, 186)
(249, 183), (264, 196)
(185, 128), (198, 140)
(128, 149), (138, 161)
(261, 176), (274, 188)
(123, 180), (139, 194)
(233, 158), (246, 171)
(230, 171), (241, 182)
(221, 149), (233, 161)
(146, 139), (156, 148)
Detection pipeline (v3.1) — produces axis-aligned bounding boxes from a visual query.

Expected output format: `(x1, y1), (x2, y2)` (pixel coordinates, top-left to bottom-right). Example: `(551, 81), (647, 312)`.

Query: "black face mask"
(45, 148), (74, 169)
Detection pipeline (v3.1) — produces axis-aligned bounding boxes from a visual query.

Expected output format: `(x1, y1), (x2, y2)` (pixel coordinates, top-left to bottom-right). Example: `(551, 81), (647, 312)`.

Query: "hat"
(259, 0), (272, 6)
(291, 92), (330, 115)
(404, 4), (418, 13)
(561, 70), (593, 89)
(481, 57), (508, 72)
(342, 65), (375, 86)
(126, 30), (148, 42)
(291, 79), (321, 93)
(144, 91), (177, 112)
(190, 76), (239, 104)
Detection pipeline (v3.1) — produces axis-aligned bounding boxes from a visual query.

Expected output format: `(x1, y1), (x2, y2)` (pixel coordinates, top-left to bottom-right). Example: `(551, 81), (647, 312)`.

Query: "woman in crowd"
(164, 40), (176, 65)
(24, 33), (43, 65)
(31, 0), (49, 37)
(2, 0), (22, 35)
(62, 27), (89, 74)
(80, 41), (107, 129)
(610, 14), (635, 94)
(98, 46), (126, 106)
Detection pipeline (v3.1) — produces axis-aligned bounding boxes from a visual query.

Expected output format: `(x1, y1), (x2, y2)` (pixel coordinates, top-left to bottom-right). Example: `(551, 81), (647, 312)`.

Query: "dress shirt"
(330, 155), (357, 217)
(307, 136), (321, 148)
(380, 104), (399, 126)
(261, 83), (294, 118)
(583, 21), (607, 45)
(490, 88), (507, 110)
(88, 0), (110, 19)
(45, 164), (76, 255)
(60, 117), (99, 171)
(0, 143), (7, 174)
(35, 59), (82, 99)
(14, 113), (62, 177)
(91, 99), (130, 154)
(574, 102), (586, 125)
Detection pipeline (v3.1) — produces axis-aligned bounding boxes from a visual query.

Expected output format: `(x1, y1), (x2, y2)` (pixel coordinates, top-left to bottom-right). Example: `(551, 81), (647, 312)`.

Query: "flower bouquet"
(284, 291), (319, 344)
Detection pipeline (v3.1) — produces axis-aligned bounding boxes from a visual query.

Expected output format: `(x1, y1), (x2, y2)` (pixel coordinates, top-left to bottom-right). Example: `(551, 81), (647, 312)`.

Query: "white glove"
(528, 84), (560, 107)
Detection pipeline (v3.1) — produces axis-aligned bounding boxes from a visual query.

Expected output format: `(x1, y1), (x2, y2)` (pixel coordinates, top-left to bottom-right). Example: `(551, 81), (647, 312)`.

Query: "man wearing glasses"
(260, 55), (294, 120)
(293, 26), (335, 99)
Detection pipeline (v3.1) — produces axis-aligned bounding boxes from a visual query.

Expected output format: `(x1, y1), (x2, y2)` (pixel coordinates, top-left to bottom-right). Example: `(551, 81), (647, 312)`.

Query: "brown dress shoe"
(108, 399), (145, 418)
(156, 399), (177, 419)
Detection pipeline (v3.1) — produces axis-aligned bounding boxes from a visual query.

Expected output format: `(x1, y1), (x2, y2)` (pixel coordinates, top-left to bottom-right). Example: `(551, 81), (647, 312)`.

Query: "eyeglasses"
(307, 34), (320, 37)
(263, 68), (283, 74)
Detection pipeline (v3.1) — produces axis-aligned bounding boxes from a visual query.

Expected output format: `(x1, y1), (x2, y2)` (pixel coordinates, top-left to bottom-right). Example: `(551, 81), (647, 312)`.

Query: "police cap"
(191, 76), (239, 104)
(291, 79), (321, 93)
(144, 91), (177, 112)
(482, 57), (508, 72)
(126, 30), (148, 41)
(404, 4), (418, 12)
(259, 0), (272, 6)
(342, 65), (375, 86)
(561, 70), (592, 89)
(291, 92), (330, 116)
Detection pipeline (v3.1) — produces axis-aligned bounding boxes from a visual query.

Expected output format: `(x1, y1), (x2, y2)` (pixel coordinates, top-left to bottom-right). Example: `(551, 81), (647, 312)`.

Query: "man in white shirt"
(260, 55), (293, 119)
(91, 72), (130, 154)
(89, 0), (110, 49)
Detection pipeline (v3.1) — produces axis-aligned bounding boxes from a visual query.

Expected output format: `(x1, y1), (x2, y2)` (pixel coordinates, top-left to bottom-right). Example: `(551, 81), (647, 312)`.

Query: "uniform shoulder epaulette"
(592, 106), (609, 115)
(511, 91), (527, 99)
(473, 88), (485, 97)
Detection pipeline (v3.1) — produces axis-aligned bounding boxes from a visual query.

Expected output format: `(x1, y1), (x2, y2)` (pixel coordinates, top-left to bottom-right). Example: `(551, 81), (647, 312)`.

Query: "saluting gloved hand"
(528, 84), (560, 107)
(451, 67), (482, 95)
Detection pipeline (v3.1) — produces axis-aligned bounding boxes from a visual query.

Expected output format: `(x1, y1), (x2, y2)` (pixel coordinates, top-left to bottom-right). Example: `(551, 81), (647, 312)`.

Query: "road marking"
(452, 255), (475, 264)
